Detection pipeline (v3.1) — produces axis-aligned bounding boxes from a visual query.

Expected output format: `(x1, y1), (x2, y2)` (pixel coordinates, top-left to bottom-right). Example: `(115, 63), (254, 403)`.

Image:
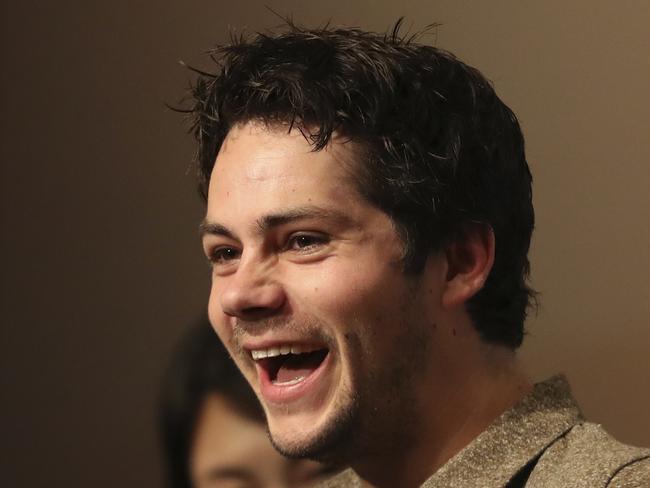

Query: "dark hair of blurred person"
(158, 319), (338, 488)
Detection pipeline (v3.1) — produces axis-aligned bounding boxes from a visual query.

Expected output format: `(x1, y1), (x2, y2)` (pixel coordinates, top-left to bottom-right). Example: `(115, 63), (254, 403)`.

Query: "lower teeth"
(272, 375), (306, 386)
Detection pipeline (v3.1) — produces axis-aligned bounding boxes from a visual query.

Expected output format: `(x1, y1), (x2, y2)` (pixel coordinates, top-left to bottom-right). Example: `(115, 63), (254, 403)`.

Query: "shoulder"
(608, 458), (650, 488)
(527, 422), (650, 488)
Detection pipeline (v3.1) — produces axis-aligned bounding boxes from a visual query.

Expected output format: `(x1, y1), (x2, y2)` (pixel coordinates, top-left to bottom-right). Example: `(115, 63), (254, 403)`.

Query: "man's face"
(203, 122), (446, 460)
(190, 393), (336, 488)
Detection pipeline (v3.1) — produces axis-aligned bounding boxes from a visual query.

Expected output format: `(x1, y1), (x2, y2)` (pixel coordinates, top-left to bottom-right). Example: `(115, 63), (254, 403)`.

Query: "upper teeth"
(250, 344), (320, 360)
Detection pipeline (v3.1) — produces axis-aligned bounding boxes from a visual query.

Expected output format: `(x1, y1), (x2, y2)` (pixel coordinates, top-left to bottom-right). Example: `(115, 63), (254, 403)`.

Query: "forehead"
(191, 394), (280, 482)
(206, 122), (364, 218)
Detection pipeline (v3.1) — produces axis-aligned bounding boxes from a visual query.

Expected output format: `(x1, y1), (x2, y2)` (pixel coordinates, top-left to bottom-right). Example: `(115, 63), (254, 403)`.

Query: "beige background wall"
(1, 1), (648, 486)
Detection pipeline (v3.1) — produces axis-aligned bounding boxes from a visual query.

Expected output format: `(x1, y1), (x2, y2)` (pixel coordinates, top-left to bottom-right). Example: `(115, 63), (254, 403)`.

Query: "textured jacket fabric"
(320, 376), (650, 487)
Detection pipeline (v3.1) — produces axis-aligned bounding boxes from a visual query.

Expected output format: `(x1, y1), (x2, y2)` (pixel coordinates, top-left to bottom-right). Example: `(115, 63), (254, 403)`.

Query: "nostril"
(240, 306), (279, 321)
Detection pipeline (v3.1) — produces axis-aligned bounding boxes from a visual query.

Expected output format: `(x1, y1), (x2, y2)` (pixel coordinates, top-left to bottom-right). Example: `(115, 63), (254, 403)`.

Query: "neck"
(353, 346), (531, 488)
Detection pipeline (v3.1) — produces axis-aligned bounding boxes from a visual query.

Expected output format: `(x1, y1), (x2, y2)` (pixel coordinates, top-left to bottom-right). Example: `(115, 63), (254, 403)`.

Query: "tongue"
(274, 350), (327, 384)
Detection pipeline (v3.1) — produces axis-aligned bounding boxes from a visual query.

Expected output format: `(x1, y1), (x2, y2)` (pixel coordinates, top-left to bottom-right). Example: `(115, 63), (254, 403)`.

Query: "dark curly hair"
(184, 21), (536, 349)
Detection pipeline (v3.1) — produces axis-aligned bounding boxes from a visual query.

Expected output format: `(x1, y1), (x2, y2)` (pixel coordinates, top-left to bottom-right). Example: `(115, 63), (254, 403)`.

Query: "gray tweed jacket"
(320, 376), (650, 487)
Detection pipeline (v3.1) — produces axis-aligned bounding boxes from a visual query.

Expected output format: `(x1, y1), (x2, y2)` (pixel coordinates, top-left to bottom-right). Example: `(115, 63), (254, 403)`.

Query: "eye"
(208, 246), (241, 265)
(286, 233), (330, 252)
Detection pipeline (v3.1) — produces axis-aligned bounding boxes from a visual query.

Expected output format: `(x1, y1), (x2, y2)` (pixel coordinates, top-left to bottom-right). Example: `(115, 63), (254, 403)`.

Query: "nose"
(219, 258), (286, 321)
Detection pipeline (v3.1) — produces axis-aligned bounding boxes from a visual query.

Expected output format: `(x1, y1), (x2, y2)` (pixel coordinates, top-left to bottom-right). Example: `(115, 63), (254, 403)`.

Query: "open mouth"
(252, 345), (329, 386)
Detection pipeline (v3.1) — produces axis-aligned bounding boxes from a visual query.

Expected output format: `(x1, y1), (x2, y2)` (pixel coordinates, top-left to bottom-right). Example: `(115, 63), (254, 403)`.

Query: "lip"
(255, 349), (333, 405)
(242, 336), (327, 352)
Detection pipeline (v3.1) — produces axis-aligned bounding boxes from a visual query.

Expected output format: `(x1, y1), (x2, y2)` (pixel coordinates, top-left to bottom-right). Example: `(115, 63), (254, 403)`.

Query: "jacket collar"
(421, 375), (582, 487)
(321, 375), (582, 487)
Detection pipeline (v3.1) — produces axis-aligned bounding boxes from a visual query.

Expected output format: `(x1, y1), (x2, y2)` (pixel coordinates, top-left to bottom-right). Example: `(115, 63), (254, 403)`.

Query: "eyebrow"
(199, 220), (236, 240)
(200, 205), (355, 240)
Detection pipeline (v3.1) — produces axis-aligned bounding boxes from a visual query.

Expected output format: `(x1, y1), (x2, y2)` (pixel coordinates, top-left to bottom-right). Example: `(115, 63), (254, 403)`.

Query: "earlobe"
(441, 224), (495, 309)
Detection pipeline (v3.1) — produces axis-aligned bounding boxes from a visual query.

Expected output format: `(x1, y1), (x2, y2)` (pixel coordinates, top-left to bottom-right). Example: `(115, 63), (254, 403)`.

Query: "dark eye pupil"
(297, 235), (313, 247)
(216, 248), (237, 261)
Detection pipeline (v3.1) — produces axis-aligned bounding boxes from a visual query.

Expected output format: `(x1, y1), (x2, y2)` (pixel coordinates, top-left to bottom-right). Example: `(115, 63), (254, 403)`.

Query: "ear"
(441, 224), (495, 309)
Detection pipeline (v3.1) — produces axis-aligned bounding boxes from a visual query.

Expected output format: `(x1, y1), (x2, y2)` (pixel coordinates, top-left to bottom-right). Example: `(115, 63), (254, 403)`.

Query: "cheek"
(286, 257), (405, 326)
(207, 280), (229, 341)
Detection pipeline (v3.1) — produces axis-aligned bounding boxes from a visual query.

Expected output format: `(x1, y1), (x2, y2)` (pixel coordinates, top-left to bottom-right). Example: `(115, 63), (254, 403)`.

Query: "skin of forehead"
(190, 393), (288, 486)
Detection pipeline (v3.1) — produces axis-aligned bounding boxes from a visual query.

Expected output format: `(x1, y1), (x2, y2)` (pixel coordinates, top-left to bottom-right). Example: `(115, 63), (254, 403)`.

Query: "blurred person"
(185, 21), (650, 488)
(159, 319), (338, 488)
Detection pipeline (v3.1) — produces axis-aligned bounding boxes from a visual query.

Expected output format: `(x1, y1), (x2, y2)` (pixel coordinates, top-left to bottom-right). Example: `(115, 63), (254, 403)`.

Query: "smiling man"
(187, 23), (649, 488)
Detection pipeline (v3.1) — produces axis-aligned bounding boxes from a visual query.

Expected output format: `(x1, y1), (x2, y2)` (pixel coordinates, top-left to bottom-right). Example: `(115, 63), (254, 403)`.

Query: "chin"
(265, 393), (361, 464)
